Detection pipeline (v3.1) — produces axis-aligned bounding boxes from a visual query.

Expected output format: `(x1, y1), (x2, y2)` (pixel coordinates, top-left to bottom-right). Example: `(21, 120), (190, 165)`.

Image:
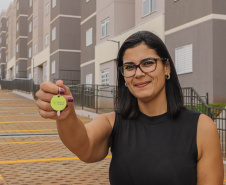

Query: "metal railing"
(0, 78), (225, 157)
(69, 84), (116, 114)
(182, 87), (226, 157)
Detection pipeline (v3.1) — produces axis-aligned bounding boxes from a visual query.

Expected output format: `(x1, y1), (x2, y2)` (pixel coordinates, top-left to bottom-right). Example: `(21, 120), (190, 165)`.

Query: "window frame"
(52, 27), (56, 41)
(29, 22), (32, 32)
(45, 34), (49, 46)
(34, 44), (37, 54)
(46, 3), (50, 15)
(34, 17), (37, 27)
(51, 61), (56, 74)
(175, 44), (193, 75)
(29, 0), (32, 7)
(86, 27), (93, 46)
(52, 0), (56, 8)
(29, 47), (32, 58)
(101, 18), (110, 38)
(101, 68), (110, 85)
(142, 0), (156, 17)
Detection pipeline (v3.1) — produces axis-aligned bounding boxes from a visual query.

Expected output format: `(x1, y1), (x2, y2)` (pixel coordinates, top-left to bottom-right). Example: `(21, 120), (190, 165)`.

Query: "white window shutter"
(175, 44), (193, 75)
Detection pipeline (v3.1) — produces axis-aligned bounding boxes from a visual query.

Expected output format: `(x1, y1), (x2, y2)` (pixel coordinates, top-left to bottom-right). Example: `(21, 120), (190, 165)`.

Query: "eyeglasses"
(119, 57), (167, 77)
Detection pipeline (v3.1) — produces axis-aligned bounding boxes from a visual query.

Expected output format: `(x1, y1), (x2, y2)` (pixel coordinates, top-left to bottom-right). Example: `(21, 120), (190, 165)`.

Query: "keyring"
(50, 87), (67, 116)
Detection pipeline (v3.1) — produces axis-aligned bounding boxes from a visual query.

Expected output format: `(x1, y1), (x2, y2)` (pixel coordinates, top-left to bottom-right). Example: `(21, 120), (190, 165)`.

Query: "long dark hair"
(116, 31), (185, 119)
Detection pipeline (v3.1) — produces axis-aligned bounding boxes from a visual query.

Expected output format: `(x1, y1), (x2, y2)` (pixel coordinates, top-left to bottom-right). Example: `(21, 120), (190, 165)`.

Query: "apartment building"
(0, 11), (6, 79)
(94, 0), (165, 85)
(2, 0), (81, 85)
(50, 0), (81, 83)
(165, 0), (226, 103)
(15, 0), (29, 78)
(80, 0), (96, 84)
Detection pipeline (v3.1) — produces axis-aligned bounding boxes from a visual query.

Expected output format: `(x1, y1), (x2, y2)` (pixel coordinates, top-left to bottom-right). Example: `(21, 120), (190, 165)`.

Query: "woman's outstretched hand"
(35, 80), (75, 121)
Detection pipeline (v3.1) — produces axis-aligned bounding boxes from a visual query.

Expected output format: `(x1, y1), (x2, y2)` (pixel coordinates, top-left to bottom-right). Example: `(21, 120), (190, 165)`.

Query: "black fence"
(182, 87), (226, 157)
(0, 78), (226, 158)
(69, 84), (116, 114)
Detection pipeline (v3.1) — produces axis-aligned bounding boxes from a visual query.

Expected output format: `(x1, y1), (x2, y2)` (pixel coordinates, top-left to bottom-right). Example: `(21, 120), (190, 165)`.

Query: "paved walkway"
(0, 90), (110, 185)
(0, 89), (226, 185)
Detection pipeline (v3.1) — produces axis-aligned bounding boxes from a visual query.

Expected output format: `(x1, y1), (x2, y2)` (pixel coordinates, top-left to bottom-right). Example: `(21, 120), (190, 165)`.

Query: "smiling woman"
(36, 31), (224, 185)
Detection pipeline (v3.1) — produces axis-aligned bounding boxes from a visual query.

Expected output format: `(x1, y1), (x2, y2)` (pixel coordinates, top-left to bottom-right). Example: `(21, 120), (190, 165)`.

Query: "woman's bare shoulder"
(197, 113), (219, 160)
(100, 111), (116, 129)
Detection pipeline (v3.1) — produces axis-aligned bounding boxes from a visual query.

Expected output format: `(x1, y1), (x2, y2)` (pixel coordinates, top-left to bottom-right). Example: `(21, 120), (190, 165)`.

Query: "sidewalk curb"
(12, 90), (99, 119)
(75, 110), (99, 119)
(12, 90), (34, 100)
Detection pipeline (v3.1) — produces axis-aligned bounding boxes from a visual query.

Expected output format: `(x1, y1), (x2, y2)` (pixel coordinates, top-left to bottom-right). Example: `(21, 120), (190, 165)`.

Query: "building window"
(29, 47), (32, 58)
(101, 69), (109, 85)
(0, 53), (1, 59)
(0, 37), (2, 43)
(34, 70), (37, 83)
(86, 0), (90, 2)
(29, 0), (32, 7)
(52, 0), (56, 8)
(101, 19), (109, 38)
(6, 37), (8, 45)
(51, 61), (56, 74)
(17, 23), (19, 32)
(29, 22), (32, 32)
(16, 65), (18, 74)
(17, 2), (19, 10)
(46, 3), (49, 15)
(34, 44), (37, 54)
(45, 34), (49, 46)
(29, 73), (32, 79)
(52, 27), (56, 41)
(175, 44), (193, 75)
(86, 28), (92, 46)
(34, 17), (37, 27)
(143, 0), (156, 16)
(44, 65), (47, 77)
(86, 73), (92, 84)
(16, 44), (19, 52)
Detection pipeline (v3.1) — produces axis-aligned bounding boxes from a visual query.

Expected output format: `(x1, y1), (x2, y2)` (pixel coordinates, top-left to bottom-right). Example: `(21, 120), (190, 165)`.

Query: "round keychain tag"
(51, 95), (67, 116)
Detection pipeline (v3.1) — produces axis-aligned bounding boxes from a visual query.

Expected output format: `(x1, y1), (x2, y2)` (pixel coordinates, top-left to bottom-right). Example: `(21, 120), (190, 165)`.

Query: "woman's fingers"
(38, 109), (57, 119)
(39, 81), (67, 95)
(55, 80), (72, 96)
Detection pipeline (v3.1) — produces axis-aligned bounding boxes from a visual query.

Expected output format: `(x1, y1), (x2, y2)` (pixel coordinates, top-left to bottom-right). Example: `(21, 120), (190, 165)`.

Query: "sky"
(0, 0), (13, 12)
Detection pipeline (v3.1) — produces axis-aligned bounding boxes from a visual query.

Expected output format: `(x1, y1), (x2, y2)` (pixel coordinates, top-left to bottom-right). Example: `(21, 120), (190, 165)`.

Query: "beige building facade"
(95, 0), (165, 85)
(0, 11), (7, 79)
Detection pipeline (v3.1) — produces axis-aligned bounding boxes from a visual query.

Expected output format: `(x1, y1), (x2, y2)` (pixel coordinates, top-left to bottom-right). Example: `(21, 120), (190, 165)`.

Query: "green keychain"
(50, 87), (67, 116)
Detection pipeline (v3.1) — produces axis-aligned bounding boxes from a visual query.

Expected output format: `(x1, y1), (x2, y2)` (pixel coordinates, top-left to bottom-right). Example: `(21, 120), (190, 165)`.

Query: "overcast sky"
(0, 0), (13, 12)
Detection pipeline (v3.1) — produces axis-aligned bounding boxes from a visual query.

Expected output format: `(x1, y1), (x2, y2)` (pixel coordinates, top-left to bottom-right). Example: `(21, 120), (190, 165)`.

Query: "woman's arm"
(197, 114), (224, 185)
(36, 80), (115, 163)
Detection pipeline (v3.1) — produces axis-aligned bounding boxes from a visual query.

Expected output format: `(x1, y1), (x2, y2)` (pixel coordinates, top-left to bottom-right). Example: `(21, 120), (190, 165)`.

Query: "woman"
(36, 31), (224, 185)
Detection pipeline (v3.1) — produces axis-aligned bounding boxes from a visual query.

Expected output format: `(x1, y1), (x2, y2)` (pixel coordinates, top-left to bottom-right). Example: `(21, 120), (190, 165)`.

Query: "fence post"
(96, 85), (99, 114)
(206, 92), (209, 105)
(81, 85), (84, 110)
(190, 88), (193, 111)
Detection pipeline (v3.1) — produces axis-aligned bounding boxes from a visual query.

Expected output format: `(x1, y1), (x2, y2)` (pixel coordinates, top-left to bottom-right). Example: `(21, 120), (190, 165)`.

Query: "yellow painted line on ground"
(0, 175), (3, 180)
(0, 120), (90, 124)
(0, 140), (61, 145)
(1, 107), (37, 109)
(0, 129), (57, 132)
(0, 120), (55, 124)
(0, 115), (40, 117)
(0, 156), (112, 164)
(0, 110), (37, 112)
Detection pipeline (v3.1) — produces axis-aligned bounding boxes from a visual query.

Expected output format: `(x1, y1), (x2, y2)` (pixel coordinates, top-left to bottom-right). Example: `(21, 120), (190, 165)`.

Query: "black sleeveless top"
(109, 108), (201, 185)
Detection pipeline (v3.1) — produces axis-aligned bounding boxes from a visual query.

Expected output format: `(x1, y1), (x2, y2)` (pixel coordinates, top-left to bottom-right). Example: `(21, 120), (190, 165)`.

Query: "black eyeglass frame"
(118, 57), (167, 78)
